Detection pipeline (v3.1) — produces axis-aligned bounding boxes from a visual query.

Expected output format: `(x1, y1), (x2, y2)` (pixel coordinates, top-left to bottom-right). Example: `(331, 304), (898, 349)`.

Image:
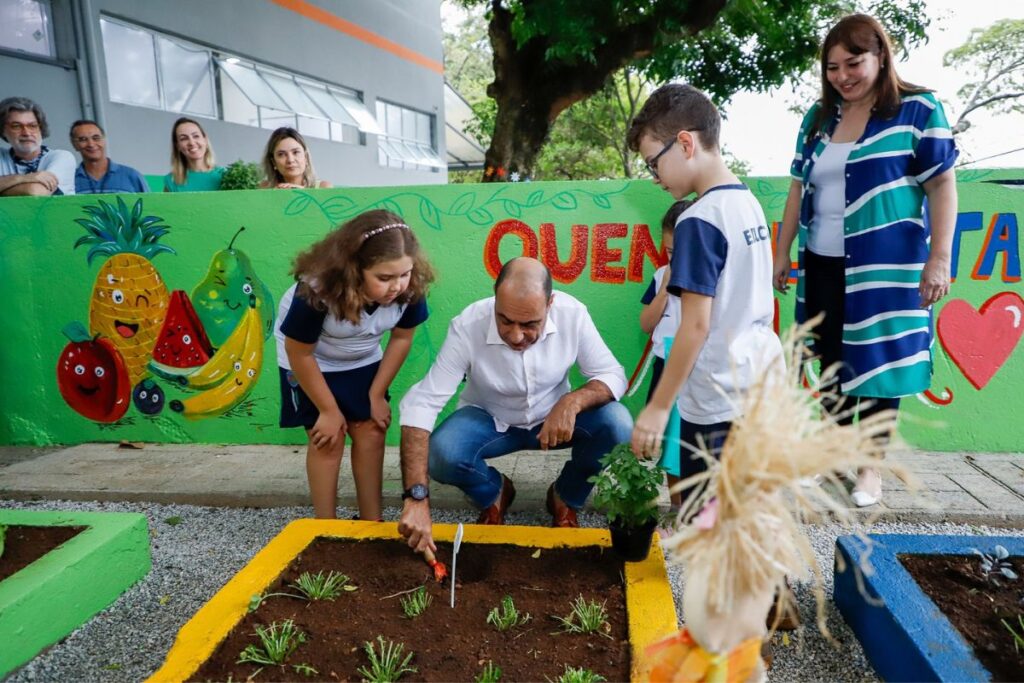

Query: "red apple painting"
(57, 321), (131, 422)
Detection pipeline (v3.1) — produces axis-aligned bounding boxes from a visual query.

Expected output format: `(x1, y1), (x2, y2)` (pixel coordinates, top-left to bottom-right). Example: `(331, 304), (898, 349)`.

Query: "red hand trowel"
(423, 548), (448, 582)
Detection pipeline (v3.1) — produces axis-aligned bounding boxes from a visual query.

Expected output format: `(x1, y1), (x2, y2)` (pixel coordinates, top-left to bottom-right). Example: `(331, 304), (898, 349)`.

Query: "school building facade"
(0, 0), (468, 186)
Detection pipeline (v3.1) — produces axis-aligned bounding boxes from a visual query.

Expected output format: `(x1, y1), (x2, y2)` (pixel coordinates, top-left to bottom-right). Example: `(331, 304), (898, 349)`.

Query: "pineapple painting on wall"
(73, 198), (174, 389)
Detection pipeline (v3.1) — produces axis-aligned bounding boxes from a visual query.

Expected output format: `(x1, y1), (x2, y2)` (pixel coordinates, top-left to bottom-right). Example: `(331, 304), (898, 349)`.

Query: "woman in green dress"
(163, 117), (225, 192)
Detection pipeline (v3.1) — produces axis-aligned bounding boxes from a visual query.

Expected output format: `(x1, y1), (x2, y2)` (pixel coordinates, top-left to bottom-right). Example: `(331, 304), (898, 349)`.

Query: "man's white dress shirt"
(399, 292), (627, 433)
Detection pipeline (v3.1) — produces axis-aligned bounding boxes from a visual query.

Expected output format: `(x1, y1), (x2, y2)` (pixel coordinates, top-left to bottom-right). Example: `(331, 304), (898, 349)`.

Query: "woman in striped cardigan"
(773, 13), (959, 507)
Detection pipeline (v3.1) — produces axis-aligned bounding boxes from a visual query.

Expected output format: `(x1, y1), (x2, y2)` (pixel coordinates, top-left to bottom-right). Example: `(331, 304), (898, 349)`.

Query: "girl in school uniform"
(276, 210), (435, 519)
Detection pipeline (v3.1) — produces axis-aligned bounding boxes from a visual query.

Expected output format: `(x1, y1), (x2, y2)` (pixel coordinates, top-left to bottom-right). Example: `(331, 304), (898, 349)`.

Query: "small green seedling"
(357, 635), (417, 683)
(248, 588), (306, 612)
(237, 619), (306, 666)
(554, 596), (611, 637)
(163, 516), (182, 526)
(293, 662), (319, 677)
(400, 585), (433, 618)
(553, 665), (606, 683)
(476, 660), (502, 683)
(292, 570), (354, 600)
(1003, 614), (1024, 653)
(486, 595), (531, 631)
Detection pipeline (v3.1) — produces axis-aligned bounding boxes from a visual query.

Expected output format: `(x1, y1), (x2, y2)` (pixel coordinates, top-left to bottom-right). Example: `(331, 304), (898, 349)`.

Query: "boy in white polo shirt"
(626, 83), (783, 497)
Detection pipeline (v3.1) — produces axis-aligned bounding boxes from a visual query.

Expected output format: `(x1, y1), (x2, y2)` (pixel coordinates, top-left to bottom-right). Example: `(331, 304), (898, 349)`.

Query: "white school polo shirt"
(275, 282), (427, 372)
(667, 184), (784, 424)
(640, 265), (682, 359)
(399, 291), (627, 432)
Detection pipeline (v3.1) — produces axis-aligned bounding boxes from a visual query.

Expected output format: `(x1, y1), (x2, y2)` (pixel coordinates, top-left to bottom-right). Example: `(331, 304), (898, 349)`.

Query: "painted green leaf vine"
(282, 184), (631, 230)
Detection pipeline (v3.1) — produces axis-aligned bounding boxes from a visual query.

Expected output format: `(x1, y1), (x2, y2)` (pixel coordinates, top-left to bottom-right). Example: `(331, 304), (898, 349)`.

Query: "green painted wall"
(0, 171), (1021, 451)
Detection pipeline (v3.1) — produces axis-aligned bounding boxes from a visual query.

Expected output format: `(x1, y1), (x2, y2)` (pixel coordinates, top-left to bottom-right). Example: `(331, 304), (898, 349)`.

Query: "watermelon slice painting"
(149, 290), (214, 381)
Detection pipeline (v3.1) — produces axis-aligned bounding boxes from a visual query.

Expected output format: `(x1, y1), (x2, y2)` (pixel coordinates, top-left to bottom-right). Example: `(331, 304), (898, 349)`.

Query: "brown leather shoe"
(476, 475), (516, 525)
(546, 484), (579, 528)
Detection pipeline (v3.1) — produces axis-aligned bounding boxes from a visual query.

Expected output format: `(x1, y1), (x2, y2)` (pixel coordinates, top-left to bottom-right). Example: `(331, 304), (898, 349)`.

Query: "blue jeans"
(428, 402), (634, 510)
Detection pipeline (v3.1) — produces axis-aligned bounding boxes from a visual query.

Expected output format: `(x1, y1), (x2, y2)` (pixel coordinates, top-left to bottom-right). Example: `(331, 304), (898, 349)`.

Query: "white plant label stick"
(450, 522), (464, 608)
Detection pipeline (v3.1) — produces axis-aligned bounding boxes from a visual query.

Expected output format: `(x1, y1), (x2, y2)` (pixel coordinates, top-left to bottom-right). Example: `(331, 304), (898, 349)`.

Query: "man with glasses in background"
(0, 97), (75, 196)
(70, 120), (149, 195)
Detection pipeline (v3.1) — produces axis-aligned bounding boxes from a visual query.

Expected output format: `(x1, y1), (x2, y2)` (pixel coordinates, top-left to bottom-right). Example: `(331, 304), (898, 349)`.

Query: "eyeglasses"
(74, 134), (105, 144)
(6, 121), (40, 133)
(644, 130), (704, 180)
(645, 138), (676, 180)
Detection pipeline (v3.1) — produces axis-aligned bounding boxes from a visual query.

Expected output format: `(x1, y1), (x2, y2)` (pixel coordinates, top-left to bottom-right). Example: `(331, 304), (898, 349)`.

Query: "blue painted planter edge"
(835, 534), (1024, 683)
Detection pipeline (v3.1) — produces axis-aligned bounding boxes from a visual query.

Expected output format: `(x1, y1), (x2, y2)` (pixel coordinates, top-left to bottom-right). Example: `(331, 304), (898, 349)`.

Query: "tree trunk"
(479, 0), (727, 182)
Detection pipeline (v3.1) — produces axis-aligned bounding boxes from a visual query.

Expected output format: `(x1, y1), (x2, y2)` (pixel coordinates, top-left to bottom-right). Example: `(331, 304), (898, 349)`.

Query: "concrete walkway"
(1, 443), (1023, 526)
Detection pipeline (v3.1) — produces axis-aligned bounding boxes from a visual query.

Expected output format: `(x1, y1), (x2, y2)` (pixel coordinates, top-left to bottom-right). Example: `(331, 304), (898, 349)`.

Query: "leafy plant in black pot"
(589, 443), (663, 561)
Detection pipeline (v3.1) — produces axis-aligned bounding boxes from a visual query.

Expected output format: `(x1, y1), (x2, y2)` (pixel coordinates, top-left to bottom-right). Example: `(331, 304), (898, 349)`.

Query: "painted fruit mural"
(150, 290), (215, 376)
(56, 321), (131, 422)
(169, 295), (265, 419)
(74, 198), (174, 386)
(191, 226), (276, 346)
(61, 200), (273, 425)
(132, 379), (166, 415)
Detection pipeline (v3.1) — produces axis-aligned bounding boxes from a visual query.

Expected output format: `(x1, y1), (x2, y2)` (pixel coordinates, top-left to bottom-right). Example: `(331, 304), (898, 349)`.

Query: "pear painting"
(191, 227), (275, 347)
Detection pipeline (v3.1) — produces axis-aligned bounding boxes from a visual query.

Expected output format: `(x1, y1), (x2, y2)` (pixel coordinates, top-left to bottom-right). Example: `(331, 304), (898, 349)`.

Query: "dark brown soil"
(192, 538), (631, 682)
(901, 553), (1024, 682)
(0, 525), (84, 582)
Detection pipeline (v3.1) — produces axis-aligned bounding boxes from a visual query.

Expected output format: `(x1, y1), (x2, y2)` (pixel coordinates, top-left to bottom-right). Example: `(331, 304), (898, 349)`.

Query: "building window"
(217, 58), (375, 143)
(0, 0), (54, 58)
(375, 101), (444, 172)
(100, 17), (215, 117)
(96, 16), (381, 147)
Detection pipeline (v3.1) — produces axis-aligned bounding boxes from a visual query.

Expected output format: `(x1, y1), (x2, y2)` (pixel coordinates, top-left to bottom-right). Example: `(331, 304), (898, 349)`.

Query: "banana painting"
(168, 296), (264, 419)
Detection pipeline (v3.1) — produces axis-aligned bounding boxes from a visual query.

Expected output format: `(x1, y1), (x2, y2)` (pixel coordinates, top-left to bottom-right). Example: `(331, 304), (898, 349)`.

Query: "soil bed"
(901, 553), (1024, 681)
(0, 525), (84, 582)
(192, 538), (630, 682)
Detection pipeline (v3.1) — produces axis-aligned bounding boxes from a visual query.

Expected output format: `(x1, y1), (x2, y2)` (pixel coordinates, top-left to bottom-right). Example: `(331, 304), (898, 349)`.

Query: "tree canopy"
(450, 0), (929, 181)
(944, 18), (1024, 137)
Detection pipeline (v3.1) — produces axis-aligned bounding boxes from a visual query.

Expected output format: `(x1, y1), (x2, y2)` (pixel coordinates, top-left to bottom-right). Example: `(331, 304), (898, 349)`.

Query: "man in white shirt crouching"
(397, 257), (632, 553)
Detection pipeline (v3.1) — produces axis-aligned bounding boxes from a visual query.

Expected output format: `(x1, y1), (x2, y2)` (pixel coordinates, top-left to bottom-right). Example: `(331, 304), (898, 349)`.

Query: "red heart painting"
(937, 291), (1024, 390)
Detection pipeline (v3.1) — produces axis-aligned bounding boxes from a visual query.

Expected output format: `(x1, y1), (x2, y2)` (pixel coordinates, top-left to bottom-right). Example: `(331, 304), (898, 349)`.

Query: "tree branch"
(959, 91), (1024, 120)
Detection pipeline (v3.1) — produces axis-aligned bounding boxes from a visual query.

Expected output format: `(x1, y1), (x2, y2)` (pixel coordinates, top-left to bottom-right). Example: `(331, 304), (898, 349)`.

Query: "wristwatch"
(402, 483), (429, 501)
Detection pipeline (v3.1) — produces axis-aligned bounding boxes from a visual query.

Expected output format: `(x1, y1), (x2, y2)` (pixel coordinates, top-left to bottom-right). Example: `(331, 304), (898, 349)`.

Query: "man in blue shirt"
(70, 120), (148, 194)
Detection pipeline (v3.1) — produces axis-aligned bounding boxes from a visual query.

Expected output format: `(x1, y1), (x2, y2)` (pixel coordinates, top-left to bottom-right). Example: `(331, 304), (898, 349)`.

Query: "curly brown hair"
(291, 209), (435, 324)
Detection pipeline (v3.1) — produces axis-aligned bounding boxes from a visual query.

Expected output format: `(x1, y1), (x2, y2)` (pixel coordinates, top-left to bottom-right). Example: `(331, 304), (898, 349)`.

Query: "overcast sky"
(722, 0), (1024, 175)
(443, 0), (1024, 176)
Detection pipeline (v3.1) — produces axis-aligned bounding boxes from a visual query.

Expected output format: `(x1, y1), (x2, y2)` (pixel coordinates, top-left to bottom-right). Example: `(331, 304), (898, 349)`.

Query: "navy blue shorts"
(676, 418), (732, 514)
(278, 362), (387, 429)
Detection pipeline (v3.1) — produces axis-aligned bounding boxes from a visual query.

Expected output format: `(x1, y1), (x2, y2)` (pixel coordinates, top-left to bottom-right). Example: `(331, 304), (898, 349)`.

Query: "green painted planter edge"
(0, 510), (151, 677)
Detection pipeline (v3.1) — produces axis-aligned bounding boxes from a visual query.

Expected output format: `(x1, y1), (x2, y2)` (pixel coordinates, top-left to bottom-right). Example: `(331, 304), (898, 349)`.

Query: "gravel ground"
(3, 497), (1022, 683)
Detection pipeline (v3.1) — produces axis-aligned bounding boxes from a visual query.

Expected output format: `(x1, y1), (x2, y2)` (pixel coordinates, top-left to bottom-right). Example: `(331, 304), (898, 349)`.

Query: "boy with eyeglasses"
(70, 120), (149, 195)
(0, 97), (75, 196)
(626, 83), (783, 494)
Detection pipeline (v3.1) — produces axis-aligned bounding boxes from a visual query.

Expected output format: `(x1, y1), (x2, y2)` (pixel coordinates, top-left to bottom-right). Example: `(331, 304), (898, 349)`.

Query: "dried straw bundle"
(662, 318), (910, 636)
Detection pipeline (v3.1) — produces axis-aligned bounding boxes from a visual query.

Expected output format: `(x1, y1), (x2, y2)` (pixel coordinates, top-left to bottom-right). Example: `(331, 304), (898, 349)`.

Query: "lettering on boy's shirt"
(743, 225), (770, 246)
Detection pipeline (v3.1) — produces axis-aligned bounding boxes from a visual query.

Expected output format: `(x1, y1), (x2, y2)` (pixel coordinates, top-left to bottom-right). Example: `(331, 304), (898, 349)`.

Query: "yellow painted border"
(148, 520), (677, 682)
